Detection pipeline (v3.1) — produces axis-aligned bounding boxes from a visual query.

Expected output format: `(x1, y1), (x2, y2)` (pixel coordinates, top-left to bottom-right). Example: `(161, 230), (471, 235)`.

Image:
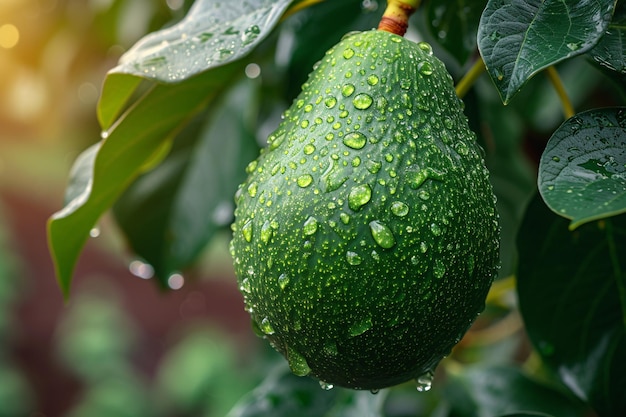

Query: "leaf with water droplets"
(587, 2), (626, 78)
(478, 0), (615, 104)
(517, 194), (626, 416)
(538, 107), (626, 230)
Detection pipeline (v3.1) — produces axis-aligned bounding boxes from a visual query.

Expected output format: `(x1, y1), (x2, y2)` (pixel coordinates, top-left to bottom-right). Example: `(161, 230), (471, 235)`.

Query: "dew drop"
(346, 251), (362, 265)
(342, 83), (356, 97)
(417, 41), (433, 55)
(552, 156), (560, 162)
(343, 48), (355, 59)
(278, 273), (290, 290)
(340, 212), (351, 224)
(430, 223), (442, 236)
(418, 61), (434, 76)
(343, 132), (367, 149)
(247, 182), (258, 197)
(348, 184), (372, 211)
(415, 371), (434, 392)
(420, 241), (429, 253)
(288, 346), (311, 376)
(304, 144), (316, 155)
(240, 277), (251, 293)
(390, 201), (409, 217)
(349, 316), (372, 336)
(320, 381), (334, 390)
(325, 96), (337, 108)
(297, 174), (313, 188)
(370, 389), (380, 394)
(369, 220), (396, 249)
(260, 317), (275, 335)
(303, 216), (319, 235)
(367, 160), (382, 174)
(433, 259), (446, 279)
(260, 220), (273, 244)
(367, 74), (379, 85)
(242, 220), (253, 242)
(400, 79), (411, 90)
(353, 93), (373, 110)
(129, 260), (154, 279)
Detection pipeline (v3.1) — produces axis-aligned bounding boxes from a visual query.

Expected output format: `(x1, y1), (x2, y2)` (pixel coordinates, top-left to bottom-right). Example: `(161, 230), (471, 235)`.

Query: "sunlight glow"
(0, 24), (19, 49)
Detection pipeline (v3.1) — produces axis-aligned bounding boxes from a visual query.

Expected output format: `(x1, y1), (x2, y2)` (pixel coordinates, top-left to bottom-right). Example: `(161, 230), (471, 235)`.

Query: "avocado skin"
(231, 29), (499, 390)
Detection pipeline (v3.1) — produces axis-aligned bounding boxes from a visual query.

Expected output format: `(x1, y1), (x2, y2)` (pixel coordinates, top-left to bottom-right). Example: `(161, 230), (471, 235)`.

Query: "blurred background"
(0, 1), (264, 415)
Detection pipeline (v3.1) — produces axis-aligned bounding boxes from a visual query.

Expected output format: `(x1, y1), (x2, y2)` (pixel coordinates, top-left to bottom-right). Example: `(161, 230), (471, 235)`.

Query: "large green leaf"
(477, 0), (615, 104)
(49, 0), (298, 296)
(517, 193), (626, 417)
(226, 362), (386, 417)
(538, 107), (626, 230)
(113, 80), (260, 283)
(98, 0), (296, 129)
(426, 0), (487, 65)
(445, 365), (589, 417)
(588, 1), (626, 75)
(48, 64), (240, 297)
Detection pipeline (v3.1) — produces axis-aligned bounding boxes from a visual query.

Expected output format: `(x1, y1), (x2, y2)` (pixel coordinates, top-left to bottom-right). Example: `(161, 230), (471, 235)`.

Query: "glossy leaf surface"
(517, 194), (626, 417)
(113, 80), (260, 283)
(588, 2), (626, 75)
(538, 107), (626, 230)
(478, 0), (615, 103)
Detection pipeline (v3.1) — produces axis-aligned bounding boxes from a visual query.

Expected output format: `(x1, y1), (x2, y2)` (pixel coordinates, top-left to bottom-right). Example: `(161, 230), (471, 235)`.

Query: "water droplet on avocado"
(369, 220), (396, 249)
(342, 83), (356, 97)
(343, 48), (355, 59)
(304, 144), (316, 155)
(340, 212), (351, 224)
(366, 160), (382, 174)
(420, 242), (429, 253)
(415, 370), (434, 392)
(303, 216), (319, 235)
(349, 316), (372, 336)
(325, 96), (337, 108)
(417, 41), (433, 55)
(287, 346), (311, 376)
(297, 174), (313, 188)
(367, 74), (379, 85)
(418, 61), (434, 76)
(260, 317), (275, 334)
(430, 223), (442, 236)
(278, 273), (290, 290)
(433, 259), (446, 279)
(400, 79), (411, 90)
(353, 93), (373, 110)
(240, 277), (251, 293)
(343, 132), (367, 149)
(247, 182), (258, 197)
(348, 184), (372, 210)
(242, 220), (253, 242)
(346, 251), (362, 265)
(319, 381), (334, 390)
(390, 201), (409, 217)
(260, 220), (273, 244)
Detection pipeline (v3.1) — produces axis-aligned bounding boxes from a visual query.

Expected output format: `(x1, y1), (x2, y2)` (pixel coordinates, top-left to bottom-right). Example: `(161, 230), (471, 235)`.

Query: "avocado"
(230, 29), (499, 390)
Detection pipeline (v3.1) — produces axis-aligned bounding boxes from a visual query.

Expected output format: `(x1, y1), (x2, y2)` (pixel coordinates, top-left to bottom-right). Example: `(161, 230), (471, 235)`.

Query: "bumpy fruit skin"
(231, 30), (499, 390)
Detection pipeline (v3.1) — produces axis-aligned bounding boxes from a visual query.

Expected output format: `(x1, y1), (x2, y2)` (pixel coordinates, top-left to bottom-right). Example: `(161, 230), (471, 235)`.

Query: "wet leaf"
(426, 0), (486, 65)
(48, 64), (241, 296)
(538, 107), (626, 230)
(588, 2), (626, 75)
(113, 80), (260, 282)
(517, 193), (626, 417)
(478, 0), (615, 104)
(445, 364), (590, 417)
(112, 0), (294, 83)
(226, 362), (386, 417)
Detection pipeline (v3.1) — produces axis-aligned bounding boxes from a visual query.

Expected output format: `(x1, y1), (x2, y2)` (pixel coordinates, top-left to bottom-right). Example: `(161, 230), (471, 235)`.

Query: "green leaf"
(517, 193), (626, 417)
(445, 364), (590, 417)
(477, 0), (615, 104)
(113, 79), (260, 283)
(110, 0), (295, 83)
(226, 362), (386, 417)
(538, 107), (626, 230)
(48, 64), (240, 297)
(588, 2), (626, 75)
(426, 0), (487, 65)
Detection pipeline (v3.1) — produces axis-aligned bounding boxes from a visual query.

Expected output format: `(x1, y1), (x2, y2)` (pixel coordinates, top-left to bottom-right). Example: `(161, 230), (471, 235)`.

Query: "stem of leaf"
(605, 219), (626, 328)
(545, 66), (575, 119)
(281, 0), (325, 21)
(455, 58), (485, 99)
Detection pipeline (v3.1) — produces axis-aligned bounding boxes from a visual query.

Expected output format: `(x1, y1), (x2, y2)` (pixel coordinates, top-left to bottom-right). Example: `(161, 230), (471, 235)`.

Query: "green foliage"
(47, 0), (626, 415)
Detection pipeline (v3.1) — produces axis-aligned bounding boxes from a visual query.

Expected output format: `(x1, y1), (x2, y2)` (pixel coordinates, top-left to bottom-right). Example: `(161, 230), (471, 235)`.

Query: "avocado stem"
(455, 58), (486, 99)
(378, 0), (420, 36)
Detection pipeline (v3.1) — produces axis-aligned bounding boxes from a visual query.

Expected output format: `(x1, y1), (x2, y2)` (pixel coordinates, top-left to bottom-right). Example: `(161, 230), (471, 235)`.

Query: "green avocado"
(230, 29), (499, 390)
